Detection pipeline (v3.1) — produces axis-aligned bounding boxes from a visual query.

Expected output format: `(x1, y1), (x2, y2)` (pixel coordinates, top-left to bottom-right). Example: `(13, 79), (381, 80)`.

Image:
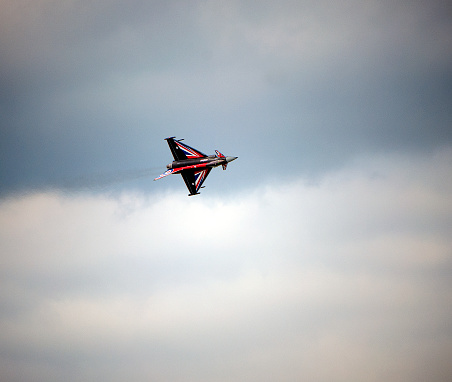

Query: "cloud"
(1, 149), (451, 381)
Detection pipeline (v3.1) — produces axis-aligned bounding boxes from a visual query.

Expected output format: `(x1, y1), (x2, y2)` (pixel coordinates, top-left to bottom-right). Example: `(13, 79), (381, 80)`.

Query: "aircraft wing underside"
(181, 168), (211, 195)
(166, 137), (207, 161)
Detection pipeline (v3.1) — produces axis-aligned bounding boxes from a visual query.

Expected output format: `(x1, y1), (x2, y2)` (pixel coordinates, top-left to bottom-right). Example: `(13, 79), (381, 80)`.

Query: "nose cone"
(226, 156), (238, 163)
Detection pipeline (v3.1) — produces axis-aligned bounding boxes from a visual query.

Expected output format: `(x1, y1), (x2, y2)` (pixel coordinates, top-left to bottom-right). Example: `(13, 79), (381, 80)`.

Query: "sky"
(1, 0), (452, 381)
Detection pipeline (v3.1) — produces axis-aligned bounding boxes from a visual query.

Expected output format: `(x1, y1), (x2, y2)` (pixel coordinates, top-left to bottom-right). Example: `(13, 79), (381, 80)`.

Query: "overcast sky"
(1, 1), (452, 381)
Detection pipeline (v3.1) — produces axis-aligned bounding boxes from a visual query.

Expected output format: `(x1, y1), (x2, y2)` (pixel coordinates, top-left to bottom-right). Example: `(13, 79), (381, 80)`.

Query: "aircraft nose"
(226, 156), (238, 163)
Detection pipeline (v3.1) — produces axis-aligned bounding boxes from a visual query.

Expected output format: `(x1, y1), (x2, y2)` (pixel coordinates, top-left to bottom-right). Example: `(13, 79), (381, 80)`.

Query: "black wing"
(165, 137), (207, 161)
(181, 168), (212, 196)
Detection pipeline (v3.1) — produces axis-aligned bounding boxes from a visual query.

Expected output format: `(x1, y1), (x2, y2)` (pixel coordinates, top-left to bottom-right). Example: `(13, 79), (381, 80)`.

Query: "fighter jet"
(154, 137), (238, 196)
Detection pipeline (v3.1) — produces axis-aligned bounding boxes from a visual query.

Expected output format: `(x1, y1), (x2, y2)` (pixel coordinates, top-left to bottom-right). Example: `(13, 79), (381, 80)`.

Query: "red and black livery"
(154, 137), (237, 196)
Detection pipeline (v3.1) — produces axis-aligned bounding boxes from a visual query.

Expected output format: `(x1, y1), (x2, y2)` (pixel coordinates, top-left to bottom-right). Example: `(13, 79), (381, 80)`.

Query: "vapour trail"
(58, 167), (162, 191)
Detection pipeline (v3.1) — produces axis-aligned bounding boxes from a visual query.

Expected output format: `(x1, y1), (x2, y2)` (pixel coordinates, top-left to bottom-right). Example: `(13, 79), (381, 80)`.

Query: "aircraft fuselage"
(167, 155), (235, 170)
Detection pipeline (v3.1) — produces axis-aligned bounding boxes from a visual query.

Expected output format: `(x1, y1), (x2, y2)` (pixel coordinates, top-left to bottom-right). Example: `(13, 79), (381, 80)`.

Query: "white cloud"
(1, 149), (451, 381)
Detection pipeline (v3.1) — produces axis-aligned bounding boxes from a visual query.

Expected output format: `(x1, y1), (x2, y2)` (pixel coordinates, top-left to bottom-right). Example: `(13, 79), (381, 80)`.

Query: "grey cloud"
(1, 0), (451, 195)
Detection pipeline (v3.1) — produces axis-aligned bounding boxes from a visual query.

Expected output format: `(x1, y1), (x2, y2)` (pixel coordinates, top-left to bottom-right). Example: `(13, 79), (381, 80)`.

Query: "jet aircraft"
(154, 137), (238, 196)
